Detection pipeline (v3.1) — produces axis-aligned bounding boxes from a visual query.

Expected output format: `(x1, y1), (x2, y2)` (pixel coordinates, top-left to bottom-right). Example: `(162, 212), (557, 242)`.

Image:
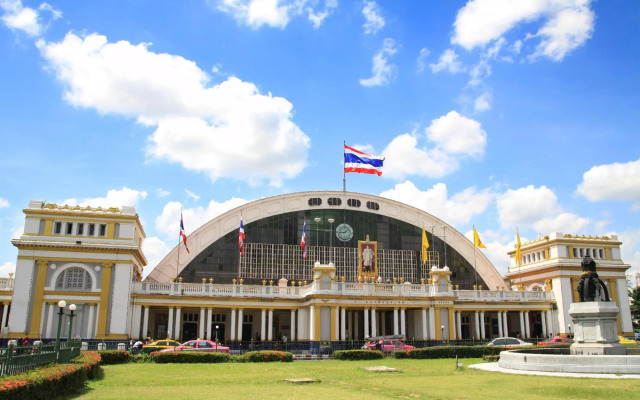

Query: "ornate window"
(56, 267), (93, 291)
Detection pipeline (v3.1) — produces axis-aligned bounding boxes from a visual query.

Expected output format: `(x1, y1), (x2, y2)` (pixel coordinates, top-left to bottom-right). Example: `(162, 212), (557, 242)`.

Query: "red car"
(160, 339), (230, 353)
(537, 336), (572, 346)
(363, 338), (414, 352)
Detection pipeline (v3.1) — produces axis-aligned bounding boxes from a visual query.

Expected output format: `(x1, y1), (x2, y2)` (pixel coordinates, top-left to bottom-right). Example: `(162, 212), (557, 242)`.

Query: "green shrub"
(238, 351), (293, 363)
(482, 355), (500, 362)
(400, 345), (503, 359)
(334, 350), (384, 360)
(151, 351), (232, 364)
(97, 350), (130, 364)
(130, 354), (152, 363)
(0, 351), (101, 400)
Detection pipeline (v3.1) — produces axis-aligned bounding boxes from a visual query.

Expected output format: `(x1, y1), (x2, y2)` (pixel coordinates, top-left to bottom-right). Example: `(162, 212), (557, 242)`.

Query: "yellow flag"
(473, 227), (486, 249)
(515, 230), (522, 267)
(422, 226), (429, 264)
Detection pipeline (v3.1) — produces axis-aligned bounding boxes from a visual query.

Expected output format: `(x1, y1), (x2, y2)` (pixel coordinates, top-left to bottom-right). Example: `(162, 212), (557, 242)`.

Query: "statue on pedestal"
(576, 255), (610, 302)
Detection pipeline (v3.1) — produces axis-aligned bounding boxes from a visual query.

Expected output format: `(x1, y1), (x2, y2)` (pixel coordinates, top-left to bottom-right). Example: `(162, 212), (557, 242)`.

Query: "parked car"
(363, 338), (414, 352)
(486, 337), (533, 347)
(159, 339), (230, 353)
(537, 336), (572, 346)
(140, 339), (182, 354)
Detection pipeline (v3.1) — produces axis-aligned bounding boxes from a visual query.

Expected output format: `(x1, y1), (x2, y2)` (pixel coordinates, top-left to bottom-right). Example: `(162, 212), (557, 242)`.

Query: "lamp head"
(314, 217), (321, 223)
(328, 218), (335, 224)
(69, 304), (77, 311)
(58, 300), (66, 309)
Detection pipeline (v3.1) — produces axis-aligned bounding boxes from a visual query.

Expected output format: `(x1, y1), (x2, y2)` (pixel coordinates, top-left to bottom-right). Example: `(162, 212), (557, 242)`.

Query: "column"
(428, 307), (436, 340)
(474, 311), (480, 339)
(524, 311), (531, 338)
(421, 308), (428, 340)
(400, 308), (406, 337)
(334, 306), (340, 341)
(340, 307), (346, 340)
(87, 304), (96, 338)
(142, 306), (150, 339)
(480, 311), (486, 339)
(519, 311), (525, 338)
(371, 308), (377, 337)
(503, 312), (509, 337)
(297, 308), (305, 340)
(380, 310), (386, 336)
(206, 308), (213, 340)
(230, 308), (236, 341)
(268, 309), (274, 341)
(393, 308), (399, 335)
(291, 309), (296, 341)
(199, 308), (206, 339)
(456, 311), (462, 340)
(497, 311), (503, 337)
(167, 307), (174, 339)
(309, 306), (315, 341)
(175, 307), (182, 341)
(261, 309), (266, 341)
(541, 310), (547, 338)
(364, 308), (369, 338)
(546, 309), (554, 336)
(95, 262), (114, 338)
(353, 310), (359, 340)
(237, 309), (244, 341)
(46, 303), (55, 338)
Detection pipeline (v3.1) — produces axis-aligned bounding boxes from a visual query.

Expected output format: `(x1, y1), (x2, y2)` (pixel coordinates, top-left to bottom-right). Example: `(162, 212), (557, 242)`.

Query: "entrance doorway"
(182, 323), (197, 341)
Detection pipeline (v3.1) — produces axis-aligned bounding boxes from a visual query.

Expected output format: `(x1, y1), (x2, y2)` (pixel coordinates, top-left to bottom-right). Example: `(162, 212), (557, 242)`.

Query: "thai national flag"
(180, 213), (190, 253)
(344, 144), (384, 176)
(239, 217), (245, 255)
(301, 219), (307, 258)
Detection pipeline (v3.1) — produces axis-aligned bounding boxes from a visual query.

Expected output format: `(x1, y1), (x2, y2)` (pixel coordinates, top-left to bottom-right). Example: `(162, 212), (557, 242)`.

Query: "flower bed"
(0, 351), (101, 400)
(238, 351), (293, 363)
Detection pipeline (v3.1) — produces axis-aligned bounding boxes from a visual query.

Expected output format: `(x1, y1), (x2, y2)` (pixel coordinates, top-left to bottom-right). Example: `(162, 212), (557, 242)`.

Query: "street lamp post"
(441, 325), (445, 343)
(328, 218), (335, 263)
(314, 217), (321, 262)
(67, 304), (77, 341)
(55, 300), (66, 358)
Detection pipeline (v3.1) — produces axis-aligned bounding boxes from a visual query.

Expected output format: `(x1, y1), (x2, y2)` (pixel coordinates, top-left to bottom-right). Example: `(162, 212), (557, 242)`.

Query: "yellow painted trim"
(43, 290), (100, 297)
(605, 248), (612, 260)
(544, 248), (549, 260)
(571, 278), (579, 303)
(567, 246), (574, 259)
(448, 308), (454, 340)
(28, 260), (49, 337)
(315, 306), (321, 340)
(330, 307), (337, 341)
(608, 279), (621, 334)
(95, 263), (114, 337)
(18, 255), (134, 264)
(44, 219), (53, 236)
(434, 308), (441, 340)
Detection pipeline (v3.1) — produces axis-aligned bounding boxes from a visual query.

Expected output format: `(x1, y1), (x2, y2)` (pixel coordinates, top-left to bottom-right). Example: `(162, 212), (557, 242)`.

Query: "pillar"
(261, 309), (266, 341)
(46, 303), (55, 338)
(456, 311), (462, 340)
(371, 308), (377, 337)
(421, 308), (428, 340)
(87, 304), (96, 338)
(291, 309), (296, 341)
(400, 308), (406, 337)
(353, 310), (359, 340)
(340, 307), (346, 340)
(237, 309), (243, 341)
(497, 311), (503, 337)
(268, 309), (273, 341)
(428, 307), (436, 340)
(474, 311), (480, 339)
(503, 312), (509, 337)
(333, 306), (339, 341)
(480, 311), (486, 339)
(364, 308), (369, 338)
(230, 308), (236, 341)
(309, 306), (315, 341)
(167, 307), (174, 339)
(524, 311), (531, 338)
(519, 311), (525, 338)
(95, 262), (114, 338)
(199, 308), (206, 339)
(206, 308), (213, 340)
(142, 306), (149, 339)
(175, 307), (182, 341)
(541, 310), (547, 338)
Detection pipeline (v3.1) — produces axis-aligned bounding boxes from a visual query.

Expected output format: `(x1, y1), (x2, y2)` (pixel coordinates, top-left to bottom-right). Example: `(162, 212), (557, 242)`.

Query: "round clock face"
(335, 223), (354, 242)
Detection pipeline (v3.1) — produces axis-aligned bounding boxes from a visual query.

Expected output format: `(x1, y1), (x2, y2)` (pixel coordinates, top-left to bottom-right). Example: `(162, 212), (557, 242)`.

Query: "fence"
(0, 340), (82, 376)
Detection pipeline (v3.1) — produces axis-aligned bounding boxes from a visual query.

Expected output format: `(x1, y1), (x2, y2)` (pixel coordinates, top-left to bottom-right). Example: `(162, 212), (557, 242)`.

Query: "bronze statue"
(576, 255), (610, 302)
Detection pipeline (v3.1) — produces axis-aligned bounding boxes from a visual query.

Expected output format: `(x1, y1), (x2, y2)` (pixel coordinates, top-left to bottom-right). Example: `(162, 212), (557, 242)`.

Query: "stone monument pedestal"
(569, 301), (626, 356)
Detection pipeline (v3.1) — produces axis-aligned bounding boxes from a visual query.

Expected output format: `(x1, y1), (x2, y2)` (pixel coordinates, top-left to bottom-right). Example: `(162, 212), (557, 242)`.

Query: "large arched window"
(56, 267), (93, 290)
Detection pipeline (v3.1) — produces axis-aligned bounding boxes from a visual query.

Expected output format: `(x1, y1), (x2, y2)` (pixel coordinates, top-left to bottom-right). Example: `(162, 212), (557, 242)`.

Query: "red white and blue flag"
(180, 213), (190, 253)
(301, 219), (307, 258)
(239, 217), (245, 255)
(344, 144), (384, 176)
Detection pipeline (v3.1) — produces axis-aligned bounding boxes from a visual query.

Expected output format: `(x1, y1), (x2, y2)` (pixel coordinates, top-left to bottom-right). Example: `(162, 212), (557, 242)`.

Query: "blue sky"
(1, 0), (639, 280)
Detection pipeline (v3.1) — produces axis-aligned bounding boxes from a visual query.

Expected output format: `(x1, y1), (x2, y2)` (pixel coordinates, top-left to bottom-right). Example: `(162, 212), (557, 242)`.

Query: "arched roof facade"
(148, 191), (504, 289)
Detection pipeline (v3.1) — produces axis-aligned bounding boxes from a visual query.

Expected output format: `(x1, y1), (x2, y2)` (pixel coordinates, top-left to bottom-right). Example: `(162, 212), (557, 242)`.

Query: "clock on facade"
(335, 223), (354, 242)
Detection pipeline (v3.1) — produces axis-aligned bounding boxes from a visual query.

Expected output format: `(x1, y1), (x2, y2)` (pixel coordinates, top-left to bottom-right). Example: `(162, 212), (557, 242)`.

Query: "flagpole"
(343, 140), (346, 192)
(177, 207), (182, 281)
(473, 225), (478, 289)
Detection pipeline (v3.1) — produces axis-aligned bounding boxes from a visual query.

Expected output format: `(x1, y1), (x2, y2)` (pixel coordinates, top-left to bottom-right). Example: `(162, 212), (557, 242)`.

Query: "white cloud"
(619, 229), (640, 275)
(362, 1), (385, 34)
(496, 185), (562, 229)
(425, 111), (486, 157)
(39, 32), (310, 186)
(141, 237), (171, 279)
(185, 189), (200, 202)
(429, 49), (464, 74)
(0, 0), (61, 37)
(416, 47), (430, 73)
(63, 187), (148, 208)
(532, 212), (590, 235)
(473, 92), (491, 113)
(0, 262), (16, 277)
(0, 198), (8, 208)
(155, 198), (249, 238)
(359, 38), (398, 87)
(452, 0), (594, 61)
(577, 159), (640, 209)
(381, 133), (459, 179)
(214, 0), (336, 29)
(157, 189), (171, 198)
(380, 181), (494, 225)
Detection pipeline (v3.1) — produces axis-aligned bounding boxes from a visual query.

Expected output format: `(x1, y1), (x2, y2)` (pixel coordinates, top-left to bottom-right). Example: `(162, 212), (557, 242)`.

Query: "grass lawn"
(76, 359), (638, 400)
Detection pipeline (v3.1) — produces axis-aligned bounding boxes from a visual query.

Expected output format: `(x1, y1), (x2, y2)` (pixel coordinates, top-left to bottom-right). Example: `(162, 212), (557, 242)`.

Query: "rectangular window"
(77, 223), (84, 235)
(114, 223), (120, 238)
(99, 224), (107, 237)
(88, 224), (95, 236)
(54, 222), (62, 234)
(38, 219), (45, 235)
(66, 222), (73, 235)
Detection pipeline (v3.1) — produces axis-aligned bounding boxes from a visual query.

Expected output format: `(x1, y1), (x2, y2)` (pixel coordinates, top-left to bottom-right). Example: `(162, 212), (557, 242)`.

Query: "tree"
(629, 286), (640, 329)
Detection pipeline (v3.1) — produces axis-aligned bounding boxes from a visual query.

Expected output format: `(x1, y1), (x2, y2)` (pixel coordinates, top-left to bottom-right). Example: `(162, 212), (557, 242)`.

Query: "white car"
(486, 337), (533, 347)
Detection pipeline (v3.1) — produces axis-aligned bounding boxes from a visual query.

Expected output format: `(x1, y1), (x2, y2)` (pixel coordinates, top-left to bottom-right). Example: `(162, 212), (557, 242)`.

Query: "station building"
(3, 191), (634, 345)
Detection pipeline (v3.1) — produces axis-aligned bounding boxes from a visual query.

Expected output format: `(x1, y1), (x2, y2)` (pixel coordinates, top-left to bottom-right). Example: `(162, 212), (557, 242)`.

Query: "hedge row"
(0, 351), (101, 400)
(238, 351), (293, 363)
(393, 346), (504, 359)
(97, 350), (131, 364)
(151, 351), (232, 364)
(334, 350), (384, 360)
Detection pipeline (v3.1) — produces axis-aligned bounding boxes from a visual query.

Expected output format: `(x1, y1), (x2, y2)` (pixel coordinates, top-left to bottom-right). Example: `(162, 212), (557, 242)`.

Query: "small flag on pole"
(515, 230), (522, 267)
(344, 144), (384, 176)
(421, 226), (429, 265)
(473, 227), (486, 249)
(180, 213), (190, 253)
(239, 217), (245, 255)
(301, 219), (307, 258)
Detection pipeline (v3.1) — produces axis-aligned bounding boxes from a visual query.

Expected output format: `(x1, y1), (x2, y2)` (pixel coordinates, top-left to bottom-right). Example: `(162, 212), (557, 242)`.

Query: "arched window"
(56, 267), (93, 290)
